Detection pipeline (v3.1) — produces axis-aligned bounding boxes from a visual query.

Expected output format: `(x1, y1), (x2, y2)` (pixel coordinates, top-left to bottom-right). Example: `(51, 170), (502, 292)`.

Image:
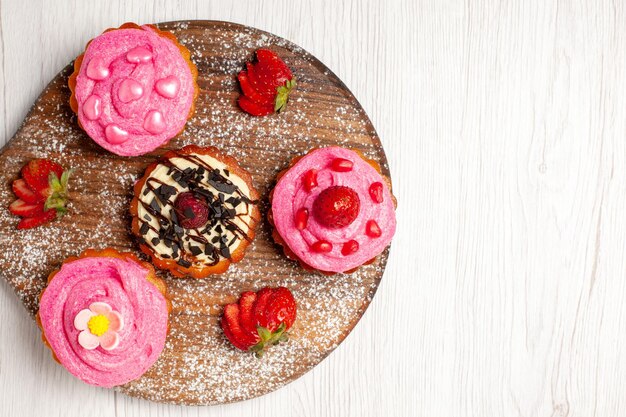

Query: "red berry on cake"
(330, 158), (354, 172)
(369, 182), (384, 203)
(302, 169), (318, 192)
(294, 207), (309, 230)
(312, 185), (360, 228)
(9, 159), (72, 229)
(366, 219), (382, 238)
(341, 239), (360, 256)
(237, 48), (296, 116)
(174, 192), (209, 229)
(221, 287), (297, 357)
(311, 240), (333, 253)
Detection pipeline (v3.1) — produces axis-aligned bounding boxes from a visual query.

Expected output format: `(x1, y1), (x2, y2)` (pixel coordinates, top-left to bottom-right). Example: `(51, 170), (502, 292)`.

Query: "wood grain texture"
(1, 0), (626, 416)
(0, 20), (390, 405)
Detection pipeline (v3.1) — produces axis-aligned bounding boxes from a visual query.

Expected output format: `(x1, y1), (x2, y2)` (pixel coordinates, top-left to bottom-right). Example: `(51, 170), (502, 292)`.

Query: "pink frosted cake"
(69, 23), (198, 156)
(269, 147), (397, 273)
(36, 248), (170, 388)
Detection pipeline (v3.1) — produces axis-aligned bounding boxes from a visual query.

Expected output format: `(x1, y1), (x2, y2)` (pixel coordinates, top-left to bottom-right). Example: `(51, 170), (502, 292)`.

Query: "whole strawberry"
(312, 185), (360, 228)
(9, 159), (72, 229)
(237, 48), (296, 116)
(221, 287), (297, 356)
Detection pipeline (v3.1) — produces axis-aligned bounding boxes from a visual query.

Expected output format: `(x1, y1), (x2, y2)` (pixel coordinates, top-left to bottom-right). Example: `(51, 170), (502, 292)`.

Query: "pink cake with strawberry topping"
(69, 23), (198, 156)
(37, 248), (170, 388)
(270, 147), (396, 273)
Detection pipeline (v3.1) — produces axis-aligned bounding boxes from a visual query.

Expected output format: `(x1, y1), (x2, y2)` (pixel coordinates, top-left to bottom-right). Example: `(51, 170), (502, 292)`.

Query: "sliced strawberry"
(238, 71), (273, 105)
(255, 49), (292, 88)
(238, 95), (274, 117)
(245, 62), (275, 96)
(244, 63), (263, 89)
(17, 210), (56, 230)
(255, 65), (290, 94)
(9, 159), (72, 230)
(256, 49), (293, 80)
(238, 49), (296, 116)
(220, 318), (239, 349)
(238, 291), (258, 336)
(264, 287), (297, 332)
(9, 199), (44, 217)
(12, 179), (42, 203)
(221, 303), (260, 351)
(252, 287), (275, 329)
(21, 159), (64, 196)
(223, 287), (297, 357)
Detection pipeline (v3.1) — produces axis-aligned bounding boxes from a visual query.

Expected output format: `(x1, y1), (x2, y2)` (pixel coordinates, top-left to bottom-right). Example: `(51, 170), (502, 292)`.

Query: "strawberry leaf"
(274, 77), (296, 113)
(49, 172), (62, 191)
(44, 169), (73, 218)
(257, 326), (272, 341)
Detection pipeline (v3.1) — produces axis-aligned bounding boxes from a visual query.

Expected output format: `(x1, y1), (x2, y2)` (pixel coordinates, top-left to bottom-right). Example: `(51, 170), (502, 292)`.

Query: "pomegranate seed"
(295, 207), (309, 230)
(341, 240), (359, 256)
(311, 240), (333, 253)
(302, 169), (318, 192)
(366, 220), (382, 238)
(331, 158), (353, 172)
(369, 182), (384, 203)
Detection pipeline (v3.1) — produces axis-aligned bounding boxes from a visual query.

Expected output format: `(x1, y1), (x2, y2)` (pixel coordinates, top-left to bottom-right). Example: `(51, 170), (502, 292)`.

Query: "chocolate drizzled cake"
(130, 145), (261, 278)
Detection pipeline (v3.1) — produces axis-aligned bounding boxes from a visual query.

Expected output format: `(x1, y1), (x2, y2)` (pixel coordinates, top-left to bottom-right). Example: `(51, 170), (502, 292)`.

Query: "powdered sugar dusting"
(0, 21), (391, 405)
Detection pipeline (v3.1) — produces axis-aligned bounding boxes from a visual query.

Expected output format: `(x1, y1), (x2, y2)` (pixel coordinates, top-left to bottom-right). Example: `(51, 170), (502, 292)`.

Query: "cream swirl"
(38, 251), (169, 388)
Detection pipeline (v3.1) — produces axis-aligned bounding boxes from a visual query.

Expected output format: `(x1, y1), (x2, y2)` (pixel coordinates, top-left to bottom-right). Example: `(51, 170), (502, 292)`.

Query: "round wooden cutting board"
(0, 20), (391, 405)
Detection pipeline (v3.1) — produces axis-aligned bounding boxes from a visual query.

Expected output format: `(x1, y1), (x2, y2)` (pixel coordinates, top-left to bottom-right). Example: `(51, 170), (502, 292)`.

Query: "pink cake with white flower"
(36, 248), (170, 388)
(68, 23), (198, 156)
(269, 147), (397, 273)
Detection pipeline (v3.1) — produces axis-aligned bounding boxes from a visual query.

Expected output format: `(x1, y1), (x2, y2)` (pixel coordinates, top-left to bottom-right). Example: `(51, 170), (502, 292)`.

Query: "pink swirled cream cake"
(269, 147), (397, 274)
(69, 23), (198, 156)
(36, 248), (170, 388)
(130, 145), (261, 278)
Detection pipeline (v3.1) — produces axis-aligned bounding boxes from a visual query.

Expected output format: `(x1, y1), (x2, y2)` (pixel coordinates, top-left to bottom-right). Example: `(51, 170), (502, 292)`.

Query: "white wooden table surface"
(1, 0), (625, 416)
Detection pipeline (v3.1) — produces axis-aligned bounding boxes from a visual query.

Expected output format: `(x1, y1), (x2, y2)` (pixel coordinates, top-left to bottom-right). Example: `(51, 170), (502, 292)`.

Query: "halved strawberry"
(238, 291), (258, 336)
(12, 179), (42, 203)
(221, 303), (260, 351)
(21, 159), (64, 197)
(238, 95), (274, 117)
(9, 199), (44, 217)
(17, 210), (56, 230)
